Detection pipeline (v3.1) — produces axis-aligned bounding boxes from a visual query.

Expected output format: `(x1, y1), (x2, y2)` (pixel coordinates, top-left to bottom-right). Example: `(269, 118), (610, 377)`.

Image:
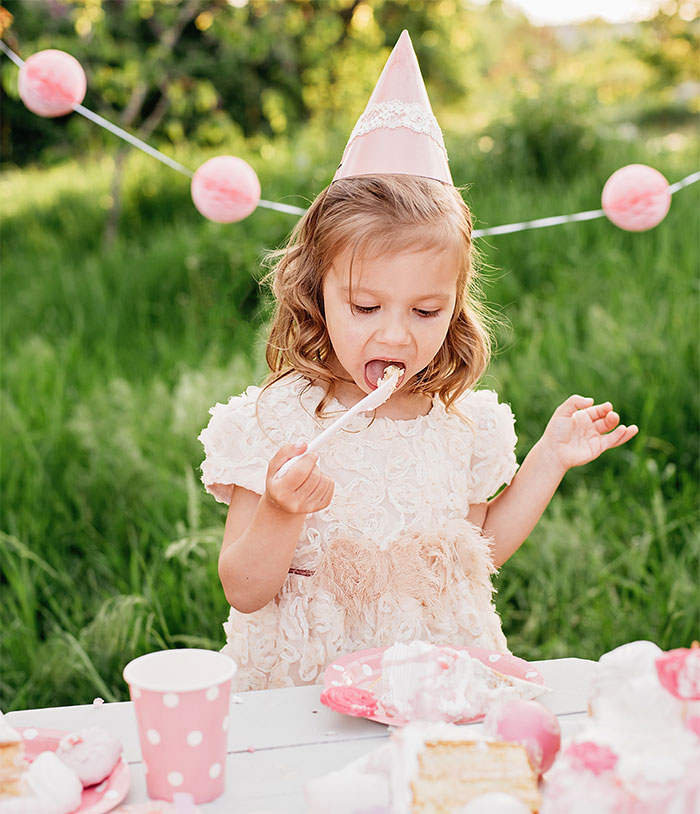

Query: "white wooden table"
(6, 658), (596, 813)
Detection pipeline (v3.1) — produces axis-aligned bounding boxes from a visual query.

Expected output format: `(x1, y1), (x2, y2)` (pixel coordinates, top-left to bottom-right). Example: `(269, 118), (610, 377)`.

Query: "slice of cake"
(391, 722), (540, 814)
(0, 751), (83, 814)
(0, 713), (24, 797)
(381, 641), (548, 723)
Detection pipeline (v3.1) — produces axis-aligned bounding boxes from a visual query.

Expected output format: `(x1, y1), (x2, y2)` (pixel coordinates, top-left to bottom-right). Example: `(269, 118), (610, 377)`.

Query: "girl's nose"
(376, 312), (411, 346)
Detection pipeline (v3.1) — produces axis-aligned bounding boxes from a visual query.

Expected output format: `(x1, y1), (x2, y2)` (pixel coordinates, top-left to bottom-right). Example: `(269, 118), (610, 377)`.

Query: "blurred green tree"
(0, 0), (478, 165)
(626, 0), (700, 88)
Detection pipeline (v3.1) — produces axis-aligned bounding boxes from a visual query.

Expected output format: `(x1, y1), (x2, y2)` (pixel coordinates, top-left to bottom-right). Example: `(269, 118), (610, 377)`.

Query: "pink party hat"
(333, 30), (452, 185)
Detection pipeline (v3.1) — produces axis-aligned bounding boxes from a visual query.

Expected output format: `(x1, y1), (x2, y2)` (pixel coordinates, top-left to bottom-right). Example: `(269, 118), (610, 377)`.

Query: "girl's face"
(322, 244), (459, 409)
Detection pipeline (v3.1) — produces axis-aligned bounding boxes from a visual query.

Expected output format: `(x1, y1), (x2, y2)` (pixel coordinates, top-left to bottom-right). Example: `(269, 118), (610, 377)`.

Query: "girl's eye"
(352, 305), (379, 314)
(415, 308), (441, 319)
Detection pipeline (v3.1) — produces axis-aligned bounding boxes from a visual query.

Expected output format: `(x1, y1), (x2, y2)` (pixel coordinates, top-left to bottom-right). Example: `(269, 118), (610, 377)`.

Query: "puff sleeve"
(198, 385), (278, 504)
(462, 389), (519, 504)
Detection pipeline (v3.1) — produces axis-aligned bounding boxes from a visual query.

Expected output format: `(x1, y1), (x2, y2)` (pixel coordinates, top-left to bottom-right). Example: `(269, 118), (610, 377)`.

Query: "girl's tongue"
(365, 360), (404, 389)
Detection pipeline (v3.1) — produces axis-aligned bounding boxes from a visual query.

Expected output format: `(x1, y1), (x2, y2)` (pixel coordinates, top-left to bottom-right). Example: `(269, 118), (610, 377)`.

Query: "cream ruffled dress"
(198, 376), (518, 691)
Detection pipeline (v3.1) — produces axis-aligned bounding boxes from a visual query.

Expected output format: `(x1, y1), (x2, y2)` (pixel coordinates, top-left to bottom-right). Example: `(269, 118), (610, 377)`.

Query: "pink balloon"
(601, 164), (671, 232)
(487, 700), (561, 775)
(191, 156), (261, 223)
(18, 49), (86, 118)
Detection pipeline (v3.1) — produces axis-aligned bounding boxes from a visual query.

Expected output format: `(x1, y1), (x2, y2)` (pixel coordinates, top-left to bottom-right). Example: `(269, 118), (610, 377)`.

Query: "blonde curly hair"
(262, 174), (491, 416)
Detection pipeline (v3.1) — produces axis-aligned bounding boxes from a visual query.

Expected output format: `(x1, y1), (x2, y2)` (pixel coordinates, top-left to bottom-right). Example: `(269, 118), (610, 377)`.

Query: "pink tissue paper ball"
(191, 156), (261, 223)
(18, 49), (86, 117)
(601, 164), (671, 231)
(485, 699), (561, 776)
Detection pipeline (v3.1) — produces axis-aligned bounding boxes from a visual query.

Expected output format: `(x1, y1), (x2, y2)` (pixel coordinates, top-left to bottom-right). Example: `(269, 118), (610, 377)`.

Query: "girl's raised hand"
(264, 442), (335, 516)
(541, 395), (638, 472)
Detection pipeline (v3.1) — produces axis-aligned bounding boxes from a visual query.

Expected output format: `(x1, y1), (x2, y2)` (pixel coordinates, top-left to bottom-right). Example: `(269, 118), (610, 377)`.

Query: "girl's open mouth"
(364, 359), (406, 390)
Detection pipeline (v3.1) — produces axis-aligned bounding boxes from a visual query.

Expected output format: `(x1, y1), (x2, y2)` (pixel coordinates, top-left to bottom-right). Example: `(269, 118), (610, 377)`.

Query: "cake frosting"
(456, 793), (531, 814)
(656, 643), (700, 700)
(305, 742), (392, 814)
(111, 803), (204, 814)
(0, 751), (83, 814)
(380, 641), (548, 723)
(541, 640), (700, 813)
(377, 364), (404, 386)
(381, 641), (436, 718)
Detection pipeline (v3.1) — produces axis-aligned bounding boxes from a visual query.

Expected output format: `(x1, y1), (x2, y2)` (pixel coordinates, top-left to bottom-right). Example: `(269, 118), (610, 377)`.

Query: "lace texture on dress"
(198, 376), (519, 691)
(348, 100), (448, 158)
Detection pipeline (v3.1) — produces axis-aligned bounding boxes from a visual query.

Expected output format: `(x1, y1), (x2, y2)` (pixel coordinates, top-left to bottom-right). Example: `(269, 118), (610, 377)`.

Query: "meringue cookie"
(56, 726), (121, 787)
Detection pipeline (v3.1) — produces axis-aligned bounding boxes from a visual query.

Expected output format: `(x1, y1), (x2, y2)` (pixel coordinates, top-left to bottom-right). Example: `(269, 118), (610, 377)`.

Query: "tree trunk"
(101, 0), (204, 247)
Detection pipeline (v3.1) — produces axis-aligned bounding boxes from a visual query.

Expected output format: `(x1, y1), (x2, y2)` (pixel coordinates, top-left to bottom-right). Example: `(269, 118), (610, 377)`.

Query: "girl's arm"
(218, 442), (334, 613)
(468, 395), (637, 567)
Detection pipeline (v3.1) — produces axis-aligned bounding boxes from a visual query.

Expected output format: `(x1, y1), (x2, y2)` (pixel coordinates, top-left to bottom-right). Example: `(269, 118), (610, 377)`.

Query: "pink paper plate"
(322, 645), (545, 726)
(17, 727), (130, 814)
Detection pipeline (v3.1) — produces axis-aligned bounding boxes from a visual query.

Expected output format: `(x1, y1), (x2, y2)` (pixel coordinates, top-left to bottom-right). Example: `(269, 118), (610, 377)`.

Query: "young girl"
(198, 32), (637, 692)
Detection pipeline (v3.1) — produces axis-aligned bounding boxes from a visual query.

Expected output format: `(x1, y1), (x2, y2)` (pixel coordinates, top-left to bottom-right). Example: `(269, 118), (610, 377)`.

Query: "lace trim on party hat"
(348, 100), (448, 159)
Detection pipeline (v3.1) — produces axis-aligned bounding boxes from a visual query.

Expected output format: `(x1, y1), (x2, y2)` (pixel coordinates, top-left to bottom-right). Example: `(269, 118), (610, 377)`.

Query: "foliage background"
(1, 0), (699, 710)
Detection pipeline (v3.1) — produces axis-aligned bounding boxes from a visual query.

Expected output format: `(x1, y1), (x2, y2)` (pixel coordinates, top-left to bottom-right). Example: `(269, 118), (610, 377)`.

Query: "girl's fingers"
(591, 410), (619, 433)
(557, 395), (594, 417)
(297, 460), (322, 495)
(270, 442), (306, 473)
(619, 424), (639, 444)
(277, 441), (306, 462)
(273, 450), (317, 490)
(290, 471), (333, 513)
(601, 424), (638, 451)
(312, 476), (335, 510)
(581, 401), (613, 421)
(265, 442), (335, 514)
(288, 455), (320, 491)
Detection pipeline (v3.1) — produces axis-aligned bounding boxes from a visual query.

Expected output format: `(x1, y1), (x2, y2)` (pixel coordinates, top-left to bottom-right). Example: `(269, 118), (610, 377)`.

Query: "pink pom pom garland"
(191, 156), (261, 223)
(18, 49), (86, 117)
(1, 41), (697, 230)
(602, 163), (672, 232)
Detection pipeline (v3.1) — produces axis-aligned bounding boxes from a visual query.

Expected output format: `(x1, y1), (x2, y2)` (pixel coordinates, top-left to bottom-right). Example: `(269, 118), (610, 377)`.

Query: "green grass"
(1, 134), (698, 710)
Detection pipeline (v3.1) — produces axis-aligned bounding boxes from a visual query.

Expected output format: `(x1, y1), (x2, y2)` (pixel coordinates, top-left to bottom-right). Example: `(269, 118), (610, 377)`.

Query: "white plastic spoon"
(274, 367), (401, 481)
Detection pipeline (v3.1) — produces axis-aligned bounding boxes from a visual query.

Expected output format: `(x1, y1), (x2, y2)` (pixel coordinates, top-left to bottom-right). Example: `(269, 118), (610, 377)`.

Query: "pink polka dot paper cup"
(123, 648), (237, 803)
